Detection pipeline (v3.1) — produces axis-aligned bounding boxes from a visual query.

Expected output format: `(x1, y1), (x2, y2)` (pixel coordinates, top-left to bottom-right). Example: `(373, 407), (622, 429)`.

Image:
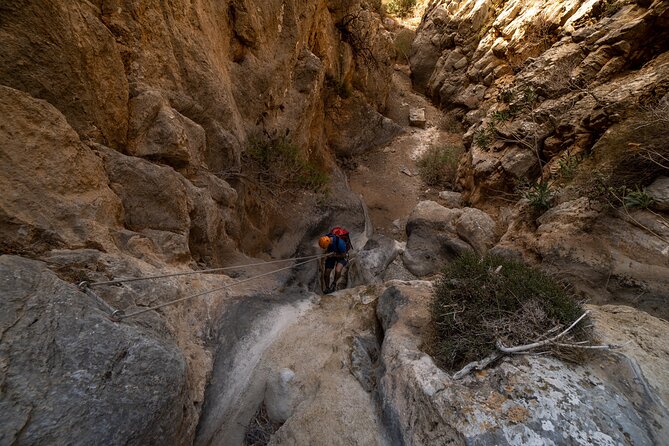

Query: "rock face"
(0, 0), (396, 258)
(493, 198), (669, 319)
(412, 0), (669, 202)
(0, 256), (188, 445)
(412, 0), (669, 318)
(0, 1), (397, 443)
(376, 282), (669, 445)
(0, 86), (123, 255)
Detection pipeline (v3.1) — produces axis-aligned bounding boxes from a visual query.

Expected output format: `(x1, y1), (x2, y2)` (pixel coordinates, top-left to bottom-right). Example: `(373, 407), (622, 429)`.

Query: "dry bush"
(427, 253), (590, 371)
(416, 145), (464, 188)
(244, 404), (282, 446)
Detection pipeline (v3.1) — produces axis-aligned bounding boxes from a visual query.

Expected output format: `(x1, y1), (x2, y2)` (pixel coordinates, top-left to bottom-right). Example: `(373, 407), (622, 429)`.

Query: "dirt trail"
(346, 66), (462, 240)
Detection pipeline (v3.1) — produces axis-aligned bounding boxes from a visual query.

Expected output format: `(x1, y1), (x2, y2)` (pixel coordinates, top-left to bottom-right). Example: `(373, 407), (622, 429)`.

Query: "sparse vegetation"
(622, 186), (655, 209)
(416, 145), (463, 187)
(520, 181), (555, 214)
(557, 154), (580, 182)
(385, 0), (417, 18)
(243, 135), (330, 193)
(244, 404), (282, 446)
(393, 28), (415, 63)
(474, 128), (491, 150)
(428, 253), (590, 372)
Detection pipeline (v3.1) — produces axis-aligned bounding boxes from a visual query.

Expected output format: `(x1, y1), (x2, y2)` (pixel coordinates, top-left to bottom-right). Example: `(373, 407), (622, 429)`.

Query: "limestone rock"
(264, 368), (297, 423)
(348, 236), (404, 287)
(0, 256), (189, 445)
(438, 190), (463, 208)
(409, 108), (427, 128)
(0, 86), (122, 255)
(128, 91), (206, 168)
(403, 201), (497, 276)
(326, 96), (403, 157)
(0, 1), (129, 147)
(377, 282), (669, 445)
(454, 207), (497, 254)
(403, 201), (472, 276)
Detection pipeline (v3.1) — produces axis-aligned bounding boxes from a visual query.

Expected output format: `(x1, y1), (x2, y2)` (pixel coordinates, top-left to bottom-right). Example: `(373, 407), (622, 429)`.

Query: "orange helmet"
(319, 236), (331, 249)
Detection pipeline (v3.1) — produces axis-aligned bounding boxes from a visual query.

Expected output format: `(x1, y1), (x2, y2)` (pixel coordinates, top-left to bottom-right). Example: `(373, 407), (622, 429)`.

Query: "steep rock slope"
(0, 1), (396, 444)
(411, 0), (669, 316)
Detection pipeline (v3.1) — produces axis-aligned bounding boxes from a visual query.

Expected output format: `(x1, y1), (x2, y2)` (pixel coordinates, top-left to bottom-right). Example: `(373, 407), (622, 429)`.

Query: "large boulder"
(402, 201), (497, 276)
(377, 282), (669, 445)
(0, 256), (189, 445)
(0, 86), (123, 255)
(348, 235), (404, 287)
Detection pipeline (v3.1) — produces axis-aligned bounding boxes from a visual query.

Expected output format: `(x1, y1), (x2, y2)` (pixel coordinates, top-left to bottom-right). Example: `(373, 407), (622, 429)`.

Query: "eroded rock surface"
(403, 201), (497, 276)
(377, 282), (669, 445)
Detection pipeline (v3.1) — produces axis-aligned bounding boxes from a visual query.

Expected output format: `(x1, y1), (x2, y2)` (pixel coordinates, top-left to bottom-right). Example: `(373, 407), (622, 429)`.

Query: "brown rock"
(0, 86), (122, 254)
(0, 1), (128, 147)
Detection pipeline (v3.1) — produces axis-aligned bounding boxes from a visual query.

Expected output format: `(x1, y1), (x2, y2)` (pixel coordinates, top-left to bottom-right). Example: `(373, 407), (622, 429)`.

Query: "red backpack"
(328, 227), (353, 251)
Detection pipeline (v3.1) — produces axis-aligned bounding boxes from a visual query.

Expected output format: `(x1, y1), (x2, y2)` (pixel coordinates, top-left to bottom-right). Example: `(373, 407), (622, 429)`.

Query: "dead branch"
(496, 310), (590, 353)
(452, 352), (502, 380)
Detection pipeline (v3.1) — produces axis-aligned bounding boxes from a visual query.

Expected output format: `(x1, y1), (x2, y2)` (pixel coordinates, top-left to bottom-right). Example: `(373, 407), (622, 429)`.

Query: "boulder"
(376, 282), (669, 445)
(438, 190), (463, 208)
(348, 236), (404, 287)
(646, 176), (669, 211)
(454, 207), (497, 254)
(263, 368), (298, 423)
(0, 256), (189, 445)
(403, 201), (472, 276)
(409, 108), (427, 128)
(128, 91), (206, 168)
(403, 201), (497, 276)
(326, 96), (403, 157)
(0, 86), (122, 254)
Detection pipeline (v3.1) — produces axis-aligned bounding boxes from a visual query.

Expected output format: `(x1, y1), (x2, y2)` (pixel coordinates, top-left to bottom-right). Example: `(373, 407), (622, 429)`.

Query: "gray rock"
(348, 236), (404, 287)
(0, 256), (188, 445)
(438, 190), (463, 208)
(402, 201), (482, 276)
(377, 282), (669, 446)
(409, 108), (426, 128)
(350, 333), (380, 393)
(646, 176), (669, 211)
(264, 368), (297, 423)
(455, 207), (497, 255)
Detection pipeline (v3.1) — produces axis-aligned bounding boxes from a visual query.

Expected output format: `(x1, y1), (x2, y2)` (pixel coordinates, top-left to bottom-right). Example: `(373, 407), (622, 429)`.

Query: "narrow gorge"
(1, 1), (668, 445)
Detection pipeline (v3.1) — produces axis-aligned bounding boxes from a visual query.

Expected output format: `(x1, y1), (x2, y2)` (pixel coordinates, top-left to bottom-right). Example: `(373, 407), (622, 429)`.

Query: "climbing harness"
(78, 254), (328, 322)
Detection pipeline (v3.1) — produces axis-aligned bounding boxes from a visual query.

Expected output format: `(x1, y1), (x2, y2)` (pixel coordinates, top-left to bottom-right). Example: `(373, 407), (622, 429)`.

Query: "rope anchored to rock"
(78, 254), (329, 322)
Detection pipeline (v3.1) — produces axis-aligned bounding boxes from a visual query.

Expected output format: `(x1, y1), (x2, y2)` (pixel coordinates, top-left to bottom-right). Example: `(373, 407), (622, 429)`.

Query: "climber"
(318, 227), (352, 294)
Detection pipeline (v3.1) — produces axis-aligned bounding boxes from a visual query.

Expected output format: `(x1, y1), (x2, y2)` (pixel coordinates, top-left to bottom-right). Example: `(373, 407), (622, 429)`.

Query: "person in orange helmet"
(318, 230), (350, 294)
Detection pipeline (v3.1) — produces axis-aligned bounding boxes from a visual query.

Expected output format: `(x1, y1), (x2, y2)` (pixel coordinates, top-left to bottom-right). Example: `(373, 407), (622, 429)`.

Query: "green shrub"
(416, 145), (463, 187)
(385, 0), (417, 17)
(245, 136), (330, 192)
(474, 128), (491, 150)
(622, 186), (655, 209)
(428, 253), (588, 371)
(522, 181), (555, 214)
(557, 154), (580, 182)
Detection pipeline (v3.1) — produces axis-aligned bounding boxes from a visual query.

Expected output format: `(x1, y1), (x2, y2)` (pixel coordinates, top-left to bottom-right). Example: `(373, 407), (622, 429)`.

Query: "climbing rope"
(79, 254), (328, 322)
(80, 254), (325, 288)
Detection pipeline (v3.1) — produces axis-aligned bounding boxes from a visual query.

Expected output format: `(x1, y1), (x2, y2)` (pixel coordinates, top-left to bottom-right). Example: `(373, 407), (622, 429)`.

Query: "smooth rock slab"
(0, 256), (188, 445)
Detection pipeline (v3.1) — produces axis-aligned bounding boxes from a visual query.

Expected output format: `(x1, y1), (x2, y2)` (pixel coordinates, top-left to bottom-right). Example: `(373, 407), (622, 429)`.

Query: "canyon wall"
(0, 1), (395, 444)
(411, 0), (669, 317)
